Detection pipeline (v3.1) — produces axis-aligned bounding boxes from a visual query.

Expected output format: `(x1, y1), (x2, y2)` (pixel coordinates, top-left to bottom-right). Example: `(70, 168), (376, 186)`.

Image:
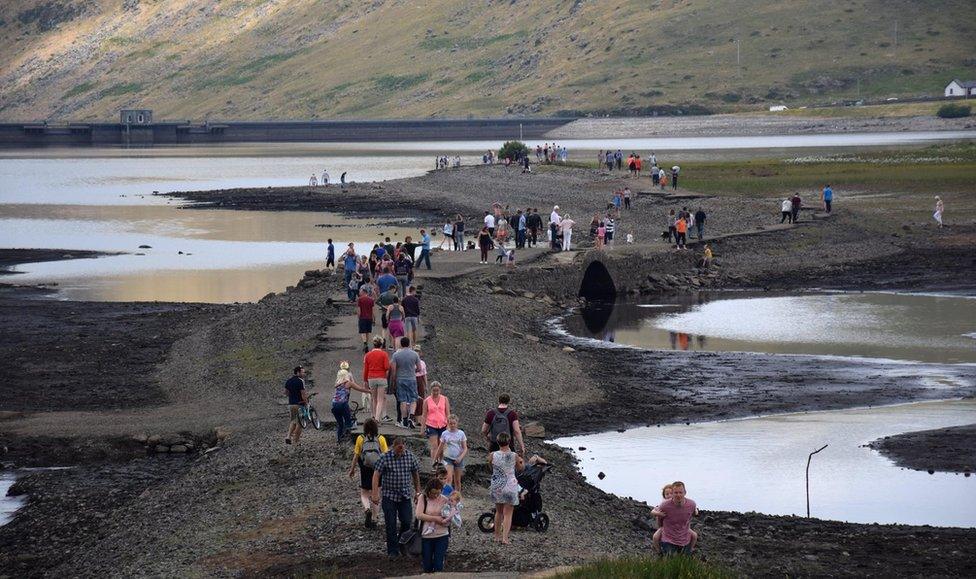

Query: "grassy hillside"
(1, 0), (974, 121)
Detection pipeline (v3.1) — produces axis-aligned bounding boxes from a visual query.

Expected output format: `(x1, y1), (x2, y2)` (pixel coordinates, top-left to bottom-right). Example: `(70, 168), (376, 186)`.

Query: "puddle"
(0, 471), (26, 527)
(561, 292), (976, 365)
(553, 399), (976, 528)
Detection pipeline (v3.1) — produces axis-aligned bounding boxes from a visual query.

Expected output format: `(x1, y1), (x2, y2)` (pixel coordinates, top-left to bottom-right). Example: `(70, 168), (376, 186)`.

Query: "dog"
(660, 230), (672, 241)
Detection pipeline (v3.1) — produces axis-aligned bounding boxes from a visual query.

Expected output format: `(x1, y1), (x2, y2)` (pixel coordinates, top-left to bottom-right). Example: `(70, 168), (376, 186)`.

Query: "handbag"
(399, 496), (424, 557)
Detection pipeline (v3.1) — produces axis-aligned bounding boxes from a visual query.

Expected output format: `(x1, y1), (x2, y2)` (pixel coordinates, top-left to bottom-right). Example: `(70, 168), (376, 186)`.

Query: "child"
(506, 248), (516, 267)
(652, 483), (698, 553)
(333, 361), (370, 441)
(596, 221), (606, 249)
(424, 489), (463, 535)
(435, 414), (468, 490)
(495, 241), (507, 264)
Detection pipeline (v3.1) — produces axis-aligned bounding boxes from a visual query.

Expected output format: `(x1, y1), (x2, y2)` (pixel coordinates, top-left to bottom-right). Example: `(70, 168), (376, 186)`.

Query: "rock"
(524, 334), (541, 343)
(597, 471), (606, 480)
(169, 445), (189, 453)
(522, 291), (536, 299)
(803, 554), (819, 561)
(491, 286), (505, 294)
(562, 346), (576, 352)
(132, 433), (149, 444)
(147, 435), (161, 445)
(138, 245), (152, 249)
(214, 426), (232, 442)
(154, 445), (169, 453)
(523, 422), (546, 438)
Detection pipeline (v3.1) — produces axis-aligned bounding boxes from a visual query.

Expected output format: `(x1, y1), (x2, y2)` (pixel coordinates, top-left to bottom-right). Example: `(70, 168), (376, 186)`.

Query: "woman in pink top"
(421, 381), (451, 457)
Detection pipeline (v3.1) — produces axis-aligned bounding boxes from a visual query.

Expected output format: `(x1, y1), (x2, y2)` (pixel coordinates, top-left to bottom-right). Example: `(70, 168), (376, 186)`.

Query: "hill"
(1, 0), (974, 121)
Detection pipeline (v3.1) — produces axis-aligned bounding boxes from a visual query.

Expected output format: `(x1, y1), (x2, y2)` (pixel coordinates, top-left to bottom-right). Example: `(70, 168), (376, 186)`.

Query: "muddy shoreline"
(869, 424), (976, 475)
(3, 164), (976, 577)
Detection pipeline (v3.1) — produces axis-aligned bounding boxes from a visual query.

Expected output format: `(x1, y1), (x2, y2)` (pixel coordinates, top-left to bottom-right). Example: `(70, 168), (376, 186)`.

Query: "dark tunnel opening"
(578, 260), (617, 302)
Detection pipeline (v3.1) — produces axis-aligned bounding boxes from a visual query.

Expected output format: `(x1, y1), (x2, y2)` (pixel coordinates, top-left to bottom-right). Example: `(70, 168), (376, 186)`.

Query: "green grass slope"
(0, 0), (973, 121)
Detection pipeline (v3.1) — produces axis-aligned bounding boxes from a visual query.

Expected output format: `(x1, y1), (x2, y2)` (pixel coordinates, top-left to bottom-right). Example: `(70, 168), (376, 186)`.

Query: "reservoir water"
(0, 472), (24, 527)
(2, 132), (973, 303)
(553, 399), (976, 528)
(560, 292), (976, 365)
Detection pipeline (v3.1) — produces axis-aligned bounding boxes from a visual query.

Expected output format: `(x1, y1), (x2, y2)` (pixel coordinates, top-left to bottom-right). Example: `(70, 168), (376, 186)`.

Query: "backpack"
(489, 408), (512, 444)
(361, 436), (382, 469)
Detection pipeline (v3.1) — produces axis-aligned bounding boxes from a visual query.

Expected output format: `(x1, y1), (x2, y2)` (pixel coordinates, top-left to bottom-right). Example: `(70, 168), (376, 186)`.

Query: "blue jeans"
(344, 270), (356, 301)
(421, 535), (449, 572)
(381, 497), (413, 556)
(331, 401), (353, 441)
(418, 249), (431, 270)
(453, 231), (464, 250)
(696, 223), (704, 240)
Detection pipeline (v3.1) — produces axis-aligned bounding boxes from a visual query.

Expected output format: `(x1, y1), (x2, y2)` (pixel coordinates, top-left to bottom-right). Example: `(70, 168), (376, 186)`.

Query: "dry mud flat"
(2, 166), (976, 577)
(869, 425), (976, 475)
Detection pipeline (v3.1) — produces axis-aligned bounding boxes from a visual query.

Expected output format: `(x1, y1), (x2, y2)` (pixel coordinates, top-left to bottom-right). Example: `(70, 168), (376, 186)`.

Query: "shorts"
(388, 319), (405, 338)
(289, 404), (301, 425)
(358, 318), (373, 334)
(425, 425), (446, 439)
(381, 311), (388, 329)
(404, 317), (419, 333)
(359, 465), (376, 490)
(444, 456), (465, 470)
(396, 378), (419, 404)
(661, 542), (692, 556)
(368, 378), (387, 393)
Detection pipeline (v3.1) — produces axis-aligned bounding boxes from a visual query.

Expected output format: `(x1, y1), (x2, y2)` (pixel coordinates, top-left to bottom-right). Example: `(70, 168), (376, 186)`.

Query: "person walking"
(415, 478), (451, 572)
(326, 239), (335, 269)
(332, 361), (370, 442)
(402, 285), (421, 346)
(791, 193), (802, 224)
(694, 207), (706, 240)
(781, 198), (793, 223)
(390, 337), (421, 429)
(559, 214), (575, 251)
(674, 215), (688, 249)
(343, 245), (358, 302)
(516, 210), (527, 249)
(420, 381), (451, 458)
(934, 196), (944, 227)
(482, 393), (526, 454)
(488, 432), (524, 545)
(671, 165), (680, 190)
(417, 229), (432, 270)
(477, 226), (492, 264)
(651, 481), (698, 556)
(349, 418), (388, 529)
(284, 366), (307, 445)
(363, 335), (392, 422)
(357, 287), (375, 353)
(435, 414), (468, 491)
(822, 184), (833, 213)
(371, 437), (421, 559)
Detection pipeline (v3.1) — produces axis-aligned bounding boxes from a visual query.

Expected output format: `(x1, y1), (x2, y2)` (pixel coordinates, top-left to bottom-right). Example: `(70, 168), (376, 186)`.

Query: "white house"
(944, 79), (976, 98)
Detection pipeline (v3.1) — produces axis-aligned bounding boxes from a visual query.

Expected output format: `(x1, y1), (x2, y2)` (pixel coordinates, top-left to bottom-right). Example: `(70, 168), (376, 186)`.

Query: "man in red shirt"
(481, 393), (526, 454)
(357, 288), (375, 353)
(651, 481), (698, 555)
(363, 335), (392, 422)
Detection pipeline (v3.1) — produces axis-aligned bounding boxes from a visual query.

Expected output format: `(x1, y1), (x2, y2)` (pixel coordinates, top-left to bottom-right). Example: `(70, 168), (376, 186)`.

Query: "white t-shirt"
(550, 211), (561, 225)
(440, 429), (466, 460)
(782, 199), (793, 212)
(484, 214), (496, 228)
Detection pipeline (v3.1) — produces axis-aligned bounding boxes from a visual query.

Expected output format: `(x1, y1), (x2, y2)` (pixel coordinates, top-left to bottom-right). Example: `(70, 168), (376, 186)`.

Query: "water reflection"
(554, 399), (976, 527)
(568, 292), (976, 364)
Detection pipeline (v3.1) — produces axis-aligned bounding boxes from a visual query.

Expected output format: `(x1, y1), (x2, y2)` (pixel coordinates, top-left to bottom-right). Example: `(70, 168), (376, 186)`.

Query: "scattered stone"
(524, 334), (541, 343)
(562, 346), (576, 352)
(132, 433), (149, 444)
(523, 422), (546, 438)
(597, 471), (606, 480)
(138, 245), (152, 249)
(522, 291), (536, 299)
(154, 445), (169, 453)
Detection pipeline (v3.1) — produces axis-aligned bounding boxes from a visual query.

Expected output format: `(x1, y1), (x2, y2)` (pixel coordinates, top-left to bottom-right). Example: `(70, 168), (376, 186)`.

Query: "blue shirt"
(421, 233), (431, 250)
(375, 247), (386, 260)
(377, 273), (398, 294)
(343, 253), (357, 272)
(823, 187), (833, 201)
(285, 376), (305, 405)
(518, 215), (526, 230)
(327, 243), (334, 257)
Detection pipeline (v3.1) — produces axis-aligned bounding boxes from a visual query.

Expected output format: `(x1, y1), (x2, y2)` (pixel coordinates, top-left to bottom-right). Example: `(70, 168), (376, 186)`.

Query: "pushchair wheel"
(533, 513), (550, 532)
(477, 512), (495, 533)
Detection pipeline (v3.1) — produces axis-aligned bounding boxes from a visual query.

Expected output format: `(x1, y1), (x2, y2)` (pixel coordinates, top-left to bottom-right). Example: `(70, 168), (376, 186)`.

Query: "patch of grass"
(681, 145), (976, 197)
(127, 41), (172, 59)
(464, 70), (492, 82)
(192, 50), (302, 90)
(419, 31), (526, 51)
(374, 73), (429, 91)
(100, 82), (143, 97)
(63, 81), (97, 99)
(555, 555), (733, 579)
(106, 36), (137, 46)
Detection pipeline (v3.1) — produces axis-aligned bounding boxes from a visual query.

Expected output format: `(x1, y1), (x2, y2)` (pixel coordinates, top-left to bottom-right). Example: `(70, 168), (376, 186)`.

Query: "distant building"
(120, 109), (152, 124)
(944, 80), (976, 98)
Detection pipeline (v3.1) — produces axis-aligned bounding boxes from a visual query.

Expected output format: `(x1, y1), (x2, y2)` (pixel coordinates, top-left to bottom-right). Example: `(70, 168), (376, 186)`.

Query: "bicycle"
(298, 393), (324, 430)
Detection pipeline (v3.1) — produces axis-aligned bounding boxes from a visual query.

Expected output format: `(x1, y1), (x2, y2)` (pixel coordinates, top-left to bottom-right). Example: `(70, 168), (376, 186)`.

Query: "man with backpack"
(481, 393), (526, 454)
(349, 418), (388, 528)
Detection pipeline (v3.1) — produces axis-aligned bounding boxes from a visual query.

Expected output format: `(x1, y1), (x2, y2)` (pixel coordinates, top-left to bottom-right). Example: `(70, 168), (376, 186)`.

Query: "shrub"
(938, 103), (971, 119)
(498, 140), (529, 161)
(555, 555), (733, 579)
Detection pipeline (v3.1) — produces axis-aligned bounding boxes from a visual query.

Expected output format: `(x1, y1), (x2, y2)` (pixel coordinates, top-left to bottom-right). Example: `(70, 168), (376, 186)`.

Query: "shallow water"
(0, 205), (416, 302)
(553, 399), (976, 527)
(0, 472), (25, 527)
(562, 292), (976, 364)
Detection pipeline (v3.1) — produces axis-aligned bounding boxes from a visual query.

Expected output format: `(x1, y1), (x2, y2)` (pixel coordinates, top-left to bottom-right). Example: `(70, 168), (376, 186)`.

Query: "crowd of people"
(309, 169), (348, 187)
(535, 143), (569, 164)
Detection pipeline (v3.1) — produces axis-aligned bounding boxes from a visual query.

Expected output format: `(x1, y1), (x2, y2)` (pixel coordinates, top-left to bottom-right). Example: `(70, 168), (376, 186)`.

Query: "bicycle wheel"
(477, 512), (495, 533)
(533, 513), (550, 532)
(310, 407), (323, 430)
(298, 408), (310, 430)
(349, 400), (360, 416)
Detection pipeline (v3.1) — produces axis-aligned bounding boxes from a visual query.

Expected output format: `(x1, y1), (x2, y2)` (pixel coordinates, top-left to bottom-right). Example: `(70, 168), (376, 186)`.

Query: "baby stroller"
(478, 464), (552, 533)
